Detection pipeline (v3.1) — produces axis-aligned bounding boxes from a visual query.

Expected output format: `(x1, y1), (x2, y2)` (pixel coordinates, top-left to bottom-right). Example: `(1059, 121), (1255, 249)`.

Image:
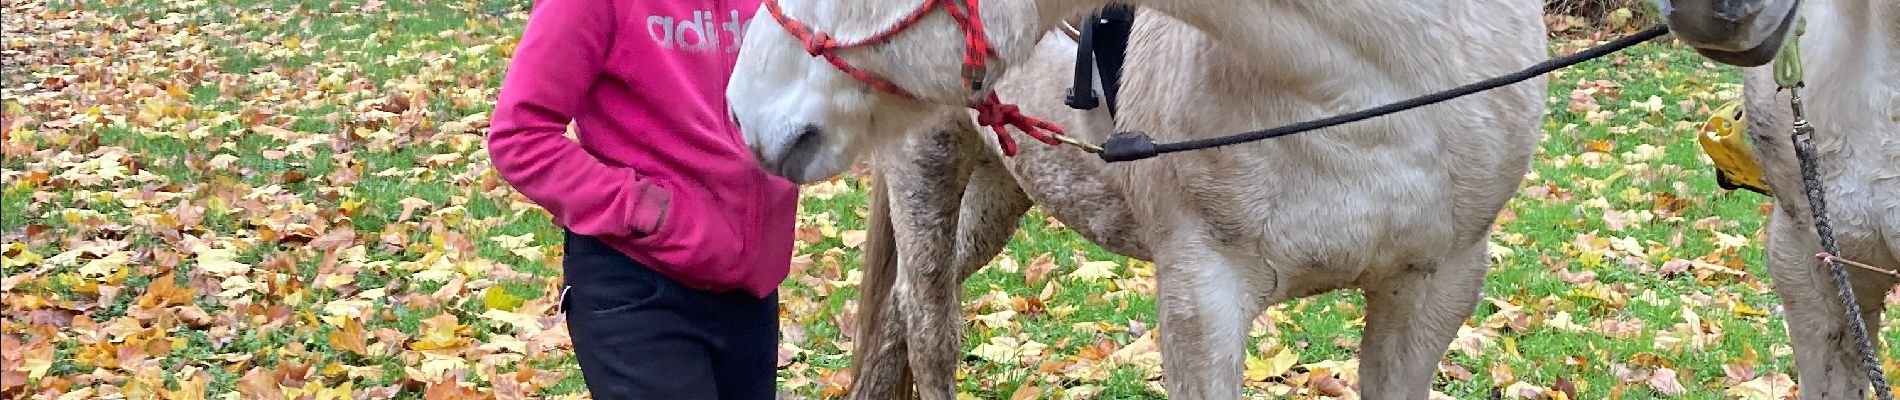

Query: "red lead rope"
(761, 0), (1070, 156)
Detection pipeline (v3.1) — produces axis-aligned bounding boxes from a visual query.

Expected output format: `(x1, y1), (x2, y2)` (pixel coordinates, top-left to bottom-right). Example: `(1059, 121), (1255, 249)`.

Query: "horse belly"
(1188, 133), (1473, 276)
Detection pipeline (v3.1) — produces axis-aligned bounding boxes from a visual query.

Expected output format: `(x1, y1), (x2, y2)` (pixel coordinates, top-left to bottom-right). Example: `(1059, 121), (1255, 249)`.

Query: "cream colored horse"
(726, 0), (1549, 397)
(1661, 0), (1899, 397)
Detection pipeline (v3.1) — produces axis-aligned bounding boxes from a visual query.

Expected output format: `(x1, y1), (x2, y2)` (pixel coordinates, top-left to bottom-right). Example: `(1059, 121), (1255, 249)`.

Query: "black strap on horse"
(1066, 4), (1136, 117)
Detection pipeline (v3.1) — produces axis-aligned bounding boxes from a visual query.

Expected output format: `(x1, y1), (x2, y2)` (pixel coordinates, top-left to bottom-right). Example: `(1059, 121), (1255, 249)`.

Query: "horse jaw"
(728, 0), (1094, 184)
(1654, 0), (1803, 66)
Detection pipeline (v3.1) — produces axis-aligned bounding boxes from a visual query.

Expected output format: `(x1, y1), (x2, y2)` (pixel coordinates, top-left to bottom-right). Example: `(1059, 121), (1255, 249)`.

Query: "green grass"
(2, 0), (1896, 399)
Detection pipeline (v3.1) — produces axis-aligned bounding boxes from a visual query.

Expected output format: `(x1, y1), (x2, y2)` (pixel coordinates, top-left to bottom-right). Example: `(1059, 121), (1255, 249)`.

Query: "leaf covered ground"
(2, 0), (1897, 399)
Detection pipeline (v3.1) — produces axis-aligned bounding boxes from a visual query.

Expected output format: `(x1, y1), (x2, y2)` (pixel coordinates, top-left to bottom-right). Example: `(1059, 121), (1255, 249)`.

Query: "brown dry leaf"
(236, 367), (288, 400)
(0, 346), (22, 392)
(397, 197), (432, 222)
(1023, 252), (1057, 288)
(1556, 269), (1596, 284)
(174, 305), (215, 329)
(1552, 377), (1578, 399)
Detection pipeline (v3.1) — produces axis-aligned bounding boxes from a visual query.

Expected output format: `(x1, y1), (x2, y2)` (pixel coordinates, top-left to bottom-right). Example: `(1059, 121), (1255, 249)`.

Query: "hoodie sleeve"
(486, 0), (670, 237)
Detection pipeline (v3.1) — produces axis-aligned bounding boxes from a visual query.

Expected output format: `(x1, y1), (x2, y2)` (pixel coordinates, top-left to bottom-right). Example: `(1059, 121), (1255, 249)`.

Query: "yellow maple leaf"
(973, 309), (1017, 329)
(479, 308), (543, 336)
(1243, 344), (1299, 381)
(2, 242), (44, 269)
(483, 286), (525, 311)
(77, 251), (130, 279)
(1069, 260), (1119, 283)
(410, 314), (470, 351)
(20, 340), (53, 380)
(194, 246), (251, 277)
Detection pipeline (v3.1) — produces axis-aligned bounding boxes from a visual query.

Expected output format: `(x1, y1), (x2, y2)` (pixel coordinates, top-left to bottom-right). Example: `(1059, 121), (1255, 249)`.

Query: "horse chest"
(1797, 25), (1900, 249)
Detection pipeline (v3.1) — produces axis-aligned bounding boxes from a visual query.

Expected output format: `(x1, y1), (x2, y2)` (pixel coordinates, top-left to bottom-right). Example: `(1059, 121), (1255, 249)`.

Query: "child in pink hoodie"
(485, 0), (798, 397)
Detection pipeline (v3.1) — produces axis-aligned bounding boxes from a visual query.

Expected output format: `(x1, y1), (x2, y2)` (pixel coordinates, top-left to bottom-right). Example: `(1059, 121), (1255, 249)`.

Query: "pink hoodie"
(486, 0), (797, 298)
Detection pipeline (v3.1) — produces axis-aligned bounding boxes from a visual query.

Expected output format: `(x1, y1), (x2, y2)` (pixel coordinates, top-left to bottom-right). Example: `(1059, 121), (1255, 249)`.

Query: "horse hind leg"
(1356, 242), (1489, 399)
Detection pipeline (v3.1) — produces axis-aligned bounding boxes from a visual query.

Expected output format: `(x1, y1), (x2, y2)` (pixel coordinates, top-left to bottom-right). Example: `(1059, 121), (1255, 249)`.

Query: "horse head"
(726, 0), (1086, 184)
(1653, 0), (1804, 66)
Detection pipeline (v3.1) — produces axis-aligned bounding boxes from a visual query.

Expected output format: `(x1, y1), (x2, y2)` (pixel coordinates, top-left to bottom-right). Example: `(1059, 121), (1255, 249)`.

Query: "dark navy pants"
(560, 230), (779, 400)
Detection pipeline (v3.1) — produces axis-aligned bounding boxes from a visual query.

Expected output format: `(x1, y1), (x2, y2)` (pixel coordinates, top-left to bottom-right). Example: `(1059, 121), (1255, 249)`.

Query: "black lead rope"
(1097, 24), (1673, 162)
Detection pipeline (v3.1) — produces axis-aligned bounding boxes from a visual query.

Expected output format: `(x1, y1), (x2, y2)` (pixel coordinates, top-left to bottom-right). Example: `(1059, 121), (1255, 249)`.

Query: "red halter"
(760, 0), (1067, 156)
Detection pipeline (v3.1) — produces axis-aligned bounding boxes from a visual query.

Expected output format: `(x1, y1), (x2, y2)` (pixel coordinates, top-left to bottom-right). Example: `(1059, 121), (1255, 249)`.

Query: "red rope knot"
(800, 30), (836, 56)
(971, 94), (1066, 156)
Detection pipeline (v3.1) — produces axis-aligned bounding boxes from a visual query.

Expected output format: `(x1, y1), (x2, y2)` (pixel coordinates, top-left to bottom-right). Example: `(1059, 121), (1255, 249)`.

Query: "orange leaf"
(136, 272), (194, 309)
(236, 368), (287, 400)
(423, 380), (483, 400)
(328, 318), (370, 356)
(1009, 383), (1042, 400)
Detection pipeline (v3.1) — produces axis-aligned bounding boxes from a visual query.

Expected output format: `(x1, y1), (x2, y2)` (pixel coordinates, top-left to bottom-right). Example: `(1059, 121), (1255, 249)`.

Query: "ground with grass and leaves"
(2, 0), (1897, 399)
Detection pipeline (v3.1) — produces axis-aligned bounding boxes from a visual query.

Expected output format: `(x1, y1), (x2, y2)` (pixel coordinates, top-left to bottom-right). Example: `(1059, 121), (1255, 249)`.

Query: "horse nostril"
(786, 124), (824, 157)
(776, 124), (826, 179)
(1717, 0), (1765, 22)
(787, 124), (825, 156)
(796, 124), (821, 140)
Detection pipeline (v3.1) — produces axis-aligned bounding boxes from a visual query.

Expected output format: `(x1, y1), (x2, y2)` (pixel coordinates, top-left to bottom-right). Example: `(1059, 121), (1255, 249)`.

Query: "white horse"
(1660, 0), (1899, 397)
(725, 0), (1550, 397)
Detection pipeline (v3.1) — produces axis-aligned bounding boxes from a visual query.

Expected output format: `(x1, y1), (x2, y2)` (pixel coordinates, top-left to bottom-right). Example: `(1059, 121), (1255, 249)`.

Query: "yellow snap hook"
(1697, 100), (1772, 196)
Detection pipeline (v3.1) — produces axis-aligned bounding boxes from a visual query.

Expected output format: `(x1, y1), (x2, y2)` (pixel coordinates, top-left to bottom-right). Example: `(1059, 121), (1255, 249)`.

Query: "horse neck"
(1823, 0), (1897, 60)
(1792, 0), (1899, 160)
(1802, 0), (1898, 82)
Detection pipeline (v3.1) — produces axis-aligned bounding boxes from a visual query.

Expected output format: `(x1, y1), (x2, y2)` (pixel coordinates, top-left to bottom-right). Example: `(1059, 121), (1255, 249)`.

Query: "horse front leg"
(952, 138), (1034, 281)
(1357, 241), (1488, 399)
(880, 126), (977, 400)
(1155, 235), (1261, 399)
(848, 165), (917, 400)
(1764, 209), (1894, 400)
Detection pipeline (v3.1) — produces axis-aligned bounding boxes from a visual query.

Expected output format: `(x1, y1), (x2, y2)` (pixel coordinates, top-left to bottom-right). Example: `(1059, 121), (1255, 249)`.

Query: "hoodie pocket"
(626, 177), (747, 289)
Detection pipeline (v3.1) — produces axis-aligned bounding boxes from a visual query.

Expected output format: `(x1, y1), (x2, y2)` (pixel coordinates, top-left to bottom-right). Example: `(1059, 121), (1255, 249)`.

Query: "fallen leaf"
(1243, 344), (1298, 381)
(1646, 367), (1686, 395)
(1069, 260), (1119, 283)
(1725, 372), (1795, 400)
(1023, 253), (1057, 287)
(327, 317), (370, 356)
